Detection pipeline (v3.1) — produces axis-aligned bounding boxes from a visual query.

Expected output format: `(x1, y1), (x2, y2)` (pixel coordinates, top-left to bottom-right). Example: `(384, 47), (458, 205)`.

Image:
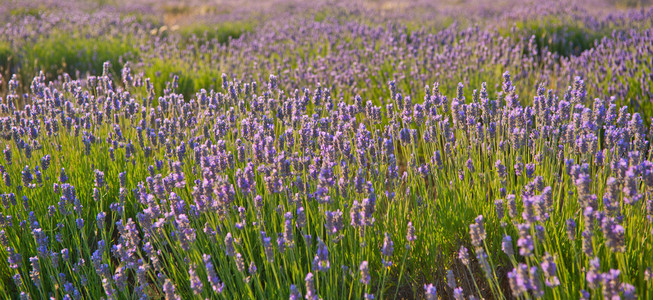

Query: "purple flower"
(446, 270), (456, 289)
(525, 163), (535, 178)
(517, 224), (534, 257)
(32, 228), (49, 256)
(432, 150), (443, 169)
(466, 158), (475, 173)
(602, 269), (621, 299)
(424, 283), (437, 300)
(97, 212), (106, 229)
(507, 194), (517, 218)
(174, 214), (196, 251)
(361, 197), (376, 227)
(381, 232), (394, 267)
(586, 257), (601, 289)
(305, 273), (318, 300)
(622, 283), (637, 300)
(495, 160), (507, 178)
(458, 246), (470, 266)
(406, 221), (417, 244)
(508, 263), (542, 298)
(225, 233), (236, 256)
(114, 266), (127, 291)
(112, 218), (140, 269)
(262, 231), (275, 262)
(325, 210), (343, 236)
(284, 212), (295, 248)
(502, 235), (514, 256)
(163, 279), (180, 300)
(7, 247), (22, 269)
(565, 219), (576, 242)
(541, 252), (560, 287)
(601, 217), (625, 253)
(495, 199), (504, 219)
(313, 239), (330, 272)
(3, 146), (12, 165)
(582, 230), (594, 257)
(189, 264), (203, 295)
(469, 215), (486, 247)
(21, 166), (33, 186)
(453, 287), (464, 300)
(359, 261), (370, 285)
(94, 169), (105, 188)
(29, 256), (41, 288)
(203, 254), (224, 293)
(289, 284), (302, 300)
(512, 147), (526, 167)
(59, 168), (68, 183)
(235, 253), (245, 273)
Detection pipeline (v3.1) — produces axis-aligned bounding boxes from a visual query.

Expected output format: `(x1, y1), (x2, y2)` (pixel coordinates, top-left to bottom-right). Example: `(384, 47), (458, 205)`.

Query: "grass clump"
(179, 20), (256, 44)
(0, 42), (14, 79)
(21, 33), (137, 82)
(143, 58), (222, 100)
(502, 17), (607, 57)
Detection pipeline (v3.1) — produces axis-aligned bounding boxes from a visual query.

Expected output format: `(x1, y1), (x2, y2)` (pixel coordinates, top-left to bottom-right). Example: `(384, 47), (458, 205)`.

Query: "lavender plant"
(0, 0), (652, 299)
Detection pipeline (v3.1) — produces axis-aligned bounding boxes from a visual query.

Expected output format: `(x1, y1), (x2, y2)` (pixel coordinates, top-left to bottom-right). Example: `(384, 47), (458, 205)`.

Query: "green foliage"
(143, 58), (222, 100)
(179, 21), (255, 44)
(0, 42), (14, 78)
(8, 6), (44, 18)
(314, 9), (328, 22)
(503, 17), (607, 57)
(610, 0), (650, 8)
(21, 33), (137, 81)
(1, 4), (653, 299)
(162, 3), (192, 15)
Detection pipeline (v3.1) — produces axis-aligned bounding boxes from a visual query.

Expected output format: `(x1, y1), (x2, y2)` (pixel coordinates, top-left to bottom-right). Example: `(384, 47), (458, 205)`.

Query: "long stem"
(393, 246), (409, 299)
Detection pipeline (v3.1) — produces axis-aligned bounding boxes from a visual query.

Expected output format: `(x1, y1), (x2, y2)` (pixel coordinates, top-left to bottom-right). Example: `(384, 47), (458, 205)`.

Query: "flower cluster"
(0, 1), (652, 299)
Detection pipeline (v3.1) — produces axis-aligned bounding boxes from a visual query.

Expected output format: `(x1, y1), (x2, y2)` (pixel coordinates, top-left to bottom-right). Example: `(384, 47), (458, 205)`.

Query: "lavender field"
(0, 0), (652, 299)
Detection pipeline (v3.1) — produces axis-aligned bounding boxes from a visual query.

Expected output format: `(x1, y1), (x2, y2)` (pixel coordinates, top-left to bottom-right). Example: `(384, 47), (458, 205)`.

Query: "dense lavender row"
(1, 1), (652, 299)
(118, 5), (653, 112)
(1, 2), (651, 118)
(1, 60), (653, 299)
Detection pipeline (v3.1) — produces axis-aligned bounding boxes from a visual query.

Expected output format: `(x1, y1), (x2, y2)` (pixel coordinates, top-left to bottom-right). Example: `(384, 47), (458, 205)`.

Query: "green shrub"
(503, 17), (607, 57)
(178, 21), (255, 44)
(143, 58), (221, 100)
(21, 33), (138, 82)
(609, 0), (650, 8)
(0, 42), (14, 77)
